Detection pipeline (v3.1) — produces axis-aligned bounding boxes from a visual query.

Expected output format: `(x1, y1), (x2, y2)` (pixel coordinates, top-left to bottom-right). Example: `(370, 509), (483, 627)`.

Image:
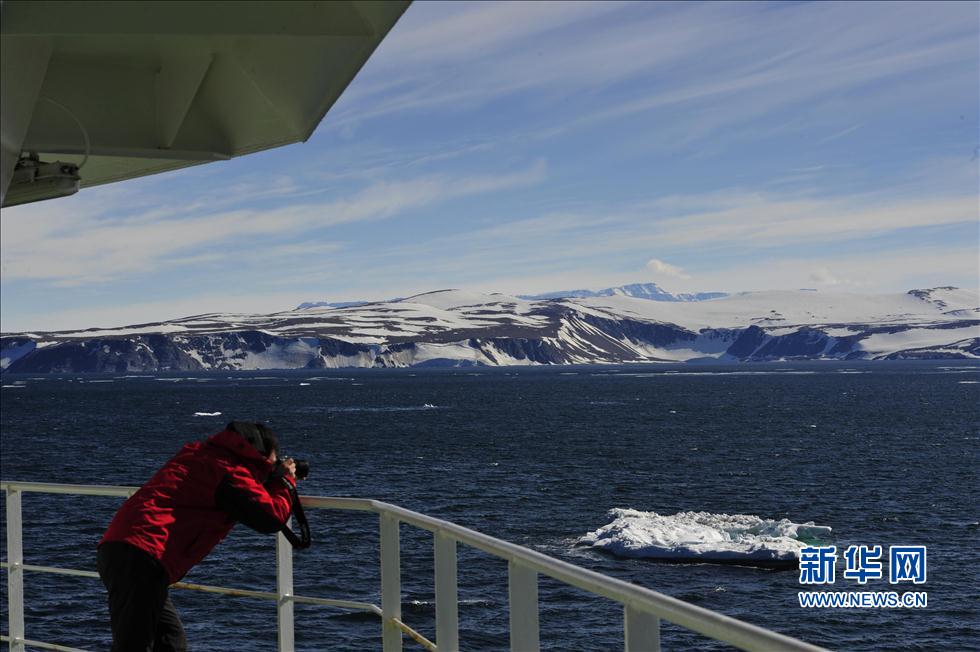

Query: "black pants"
(97, 542), (188, 652)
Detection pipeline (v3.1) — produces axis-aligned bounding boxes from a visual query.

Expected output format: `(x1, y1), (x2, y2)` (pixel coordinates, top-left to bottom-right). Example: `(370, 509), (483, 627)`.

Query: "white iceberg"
(578, 509), (832, 567)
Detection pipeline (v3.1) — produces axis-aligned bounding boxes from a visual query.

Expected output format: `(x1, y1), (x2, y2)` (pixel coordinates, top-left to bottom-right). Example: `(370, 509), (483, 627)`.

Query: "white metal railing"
(1, 481), (828, 652)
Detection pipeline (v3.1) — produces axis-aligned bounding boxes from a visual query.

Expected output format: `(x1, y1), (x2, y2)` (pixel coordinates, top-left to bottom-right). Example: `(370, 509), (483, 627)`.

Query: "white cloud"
(322, 245), (979, 303)
(817, 123), (863, 145)
(337, 0), (978, 146)
(646, 258), (690, 279)
(808, 267), (846, 286)
(332, 2), (735, 125)
(0, 161), (546, 285)
(307, 181), (979, 303)
(0, 291), (316, 333)
(639, 194), (976, 250)
(377, 1), (629, 68)
(375, 183), (977, 271)
(685, 247), (980, 295)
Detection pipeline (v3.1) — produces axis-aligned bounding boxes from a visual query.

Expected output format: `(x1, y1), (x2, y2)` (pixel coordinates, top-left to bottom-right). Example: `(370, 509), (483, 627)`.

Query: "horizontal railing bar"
(173, 581), (278, 601)
(392, 618), (437, 652)
(0, 562), (379, 614)
(367, 501), (826, 652)
(1, 481), (137, 497)
(1, 562), (98, 579)
(175, 582), (381, 615)
(0, 635), (86, 652)
(300, 495), (376, 511)
(292, 595), (381, 614)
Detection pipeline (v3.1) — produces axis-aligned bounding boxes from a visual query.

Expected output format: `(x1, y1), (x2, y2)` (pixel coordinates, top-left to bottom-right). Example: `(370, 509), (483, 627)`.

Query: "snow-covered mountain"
(294, 300), (373, 310)
(2, 287), (977, 372)
(518, 282), (726, 302)
(295, 283), (724, 310)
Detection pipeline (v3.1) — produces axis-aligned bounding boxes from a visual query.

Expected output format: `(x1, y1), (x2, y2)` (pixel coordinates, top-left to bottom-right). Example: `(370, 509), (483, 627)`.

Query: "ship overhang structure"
(0, 0), (410, 207)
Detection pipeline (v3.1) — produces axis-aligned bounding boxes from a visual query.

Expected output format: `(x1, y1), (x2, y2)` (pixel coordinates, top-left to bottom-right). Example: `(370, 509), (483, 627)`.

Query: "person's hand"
(281, 457), (297, 479)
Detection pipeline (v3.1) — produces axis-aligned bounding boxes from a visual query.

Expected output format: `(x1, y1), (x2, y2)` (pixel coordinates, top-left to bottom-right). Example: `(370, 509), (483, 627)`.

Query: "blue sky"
(2, 1), (978, 331)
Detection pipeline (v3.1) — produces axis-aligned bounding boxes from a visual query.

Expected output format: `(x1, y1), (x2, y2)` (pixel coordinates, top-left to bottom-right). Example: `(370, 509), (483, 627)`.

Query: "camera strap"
(280, 482), (312, 549)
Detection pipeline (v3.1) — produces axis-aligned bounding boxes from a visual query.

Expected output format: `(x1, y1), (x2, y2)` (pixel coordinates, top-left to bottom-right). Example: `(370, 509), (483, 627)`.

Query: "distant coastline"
(2, 286), (977, 373)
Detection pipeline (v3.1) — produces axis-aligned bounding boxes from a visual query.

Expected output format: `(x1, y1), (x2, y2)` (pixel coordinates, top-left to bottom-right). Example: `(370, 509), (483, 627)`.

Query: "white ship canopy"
(0, 0), (410, 206)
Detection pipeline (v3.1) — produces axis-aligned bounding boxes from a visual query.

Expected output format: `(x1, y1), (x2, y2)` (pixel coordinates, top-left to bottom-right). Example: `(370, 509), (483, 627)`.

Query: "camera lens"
(294, 459), (310, 480)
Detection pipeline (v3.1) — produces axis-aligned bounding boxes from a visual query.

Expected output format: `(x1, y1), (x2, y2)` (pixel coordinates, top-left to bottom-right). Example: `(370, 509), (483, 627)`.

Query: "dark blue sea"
(1, 362), (978, 651)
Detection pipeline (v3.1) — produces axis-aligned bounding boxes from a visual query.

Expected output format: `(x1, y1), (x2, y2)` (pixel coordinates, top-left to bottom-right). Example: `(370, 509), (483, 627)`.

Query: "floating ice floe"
(194, 411), (222, 417)
(578, 509), (832, 567)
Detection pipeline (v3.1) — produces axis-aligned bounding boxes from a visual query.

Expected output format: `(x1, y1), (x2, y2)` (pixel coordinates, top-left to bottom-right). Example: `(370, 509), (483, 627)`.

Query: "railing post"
(624, 604), (661, 652)
(508, 560), (539, 651)
(434, 531), (459, 651)
(380, 513), (402, 652)
(6, 488), (25, 652)
(276, 530), (295, 652)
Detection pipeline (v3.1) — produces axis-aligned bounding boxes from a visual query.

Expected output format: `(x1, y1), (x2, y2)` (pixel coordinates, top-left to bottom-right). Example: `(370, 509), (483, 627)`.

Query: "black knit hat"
(226, 421), (279, 457)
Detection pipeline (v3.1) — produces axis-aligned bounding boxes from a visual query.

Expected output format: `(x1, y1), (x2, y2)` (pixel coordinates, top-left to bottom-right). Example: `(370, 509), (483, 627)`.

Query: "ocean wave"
(612, 371), (818, 378)
(404, 598), (493, 613)
(194, 411), (222, 417)
(578, 509), (831, 566)
(296, 404), (442, 414)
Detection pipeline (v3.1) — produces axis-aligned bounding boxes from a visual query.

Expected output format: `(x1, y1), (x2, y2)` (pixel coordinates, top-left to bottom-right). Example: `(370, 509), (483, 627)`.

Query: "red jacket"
(100, 429), (295, 583)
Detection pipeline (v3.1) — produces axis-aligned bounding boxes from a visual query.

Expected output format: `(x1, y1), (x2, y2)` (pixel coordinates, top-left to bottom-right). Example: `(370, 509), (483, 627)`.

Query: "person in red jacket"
(97, 421), (299, 652)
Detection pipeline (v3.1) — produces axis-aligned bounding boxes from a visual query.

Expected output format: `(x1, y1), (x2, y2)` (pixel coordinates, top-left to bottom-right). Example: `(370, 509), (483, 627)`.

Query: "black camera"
(293, 458), (310, 481)
(276, 456), (309, 480)
(274, 456), (312, 550)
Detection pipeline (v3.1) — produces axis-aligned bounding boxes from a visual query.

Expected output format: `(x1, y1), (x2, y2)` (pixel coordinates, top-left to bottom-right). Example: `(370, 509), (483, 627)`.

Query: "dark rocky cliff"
(4, 316), (977, 372)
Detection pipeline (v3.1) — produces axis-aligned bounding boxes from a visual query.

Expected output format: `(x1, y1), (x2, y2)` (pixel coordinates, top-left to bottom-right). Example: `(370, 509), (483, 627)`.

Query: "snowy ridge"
(578, 509), (833, 566)
(577, 288), (979, 331)
(518, 282), (727, 302)
(1, 287), (977, 372)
